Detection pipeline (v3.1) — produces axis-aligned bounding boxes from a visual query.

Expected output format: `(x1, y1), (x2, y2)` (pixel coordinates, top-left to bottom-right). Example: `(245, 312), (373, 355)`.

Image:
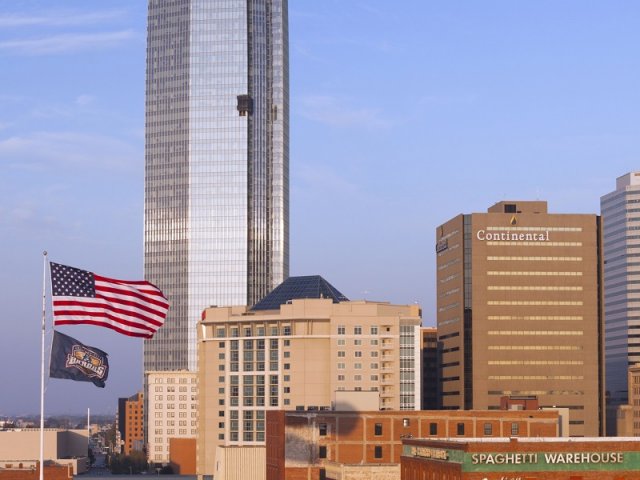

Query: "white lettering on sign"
(476, 230), (550, 242)
(471, 453), (538, 465)
(471, 452), (624, 465)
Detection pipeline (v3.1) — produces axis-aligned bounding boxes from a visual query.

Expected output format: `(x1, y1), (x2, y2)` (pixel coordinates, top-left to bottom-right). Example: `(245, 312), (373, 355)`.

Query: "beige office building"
(146, 371), (198, 464)
(436, 201), (604, 436)
(196, 276), (422, 477)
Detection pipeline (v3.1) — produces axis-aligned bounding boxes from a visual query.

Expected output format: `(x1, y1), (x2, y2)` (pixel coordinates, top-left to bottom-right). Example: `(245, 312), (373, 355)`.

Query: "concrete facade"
(197, 298), (422, 477)
(436, 200), (605, 436)
(0, 430), (88, 475)
(146, 371), (198, 464)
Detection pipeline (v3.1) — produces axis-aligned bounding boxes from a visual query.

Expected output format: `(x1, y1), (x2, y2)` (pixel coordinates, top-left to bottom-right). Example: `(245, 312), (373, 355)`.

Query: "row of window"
(216, 325), (291, 337)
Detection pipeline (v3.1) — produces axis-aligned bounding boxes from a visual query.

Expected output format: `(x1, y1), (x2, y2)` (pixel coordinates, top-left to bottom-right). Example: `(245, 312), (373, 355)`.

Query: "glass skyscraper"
(143, 0), (289, 373)
(602, 173), (640, 420)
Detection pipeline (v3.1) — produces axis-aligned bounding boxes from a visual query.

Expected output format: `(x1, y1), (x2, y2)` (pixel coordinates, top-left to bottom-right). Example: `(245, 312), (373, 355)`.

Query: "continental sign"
(476, 230), (550, 242)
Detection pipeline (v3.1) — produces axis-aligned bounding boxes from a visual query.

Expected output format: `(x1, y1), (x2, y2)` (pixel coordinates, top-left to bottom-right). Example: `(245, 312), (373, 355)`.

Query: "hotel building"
(146, 371), (198, 464)
(601, 172), (640, 413)
(196, 276), (422, 477)
(436, 201), (604, 436)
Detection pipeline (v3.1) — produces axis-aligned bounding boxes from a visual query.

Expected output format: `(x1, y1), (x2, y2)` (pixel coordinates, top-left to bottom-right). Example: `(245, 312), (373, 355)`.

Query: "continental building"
(436, 201), (604, 436)
(143, 0), (289, 374)
(601, 172), (640, 416)
(196, 276), (422, 477)
(146, 371), (198, 464)
(266, 409), (560, 480)
(117, 391), (144, 455)
(401, 437), (640, 480)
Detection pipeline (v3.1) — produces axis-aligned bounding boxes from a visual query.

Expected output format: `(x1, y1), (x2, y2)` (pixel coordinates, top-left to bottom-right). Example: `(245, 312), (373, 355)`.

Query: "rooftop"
(251, 275), (349, 311)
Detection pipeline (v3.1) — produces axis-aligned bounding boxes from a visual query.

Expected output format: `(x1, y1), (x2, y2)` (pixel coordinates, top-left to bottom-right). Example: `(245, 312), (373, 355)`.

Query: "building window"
(284, 363), (290, 370)
(283, 326), (291, 336)
(403, 418), (410, 427)
(483, 423), (492, 436)
(338, 375), (345, 381)
(355, 351), (362, 357)
(319, 423), (327, 435)
(284, 339), (290, 346)
(371, 326), (378, 335)
(456, 423), (464, 435)
(319, 446), (327, 458)
(429, 423), (437, 435)
(338, 326), (345, 335)
(374, 423), (383, 436)
(338, 351), (345, 357)
(374, 446), (383, 459)
(354, 326), (362, 335)
(511, 423), (519, 436)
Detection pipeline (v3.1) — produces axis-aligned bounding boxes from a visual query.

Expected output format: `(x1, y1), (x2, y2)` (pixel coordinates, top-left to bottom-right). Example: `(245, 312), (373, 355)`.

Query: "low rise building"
(0, 429), (88, 475)
(401, 437), (640, 480)
(266, 409), (560, 480)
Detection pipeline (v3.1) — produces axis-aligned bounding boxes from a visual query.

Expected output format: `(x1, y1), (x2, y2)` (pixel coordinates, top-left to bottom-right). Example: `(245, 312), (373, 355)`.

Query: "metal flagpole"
(40, 251), (48, 480)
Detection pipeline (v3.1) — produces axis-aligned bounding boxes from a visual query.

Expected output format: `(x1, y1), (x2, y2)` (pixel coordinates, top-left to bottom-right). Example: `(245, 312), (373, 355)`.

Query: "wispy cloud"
(0, 30), (136, 55)
(0, 10), (127, 28)
(0, 131), (141, 171)
(74, 94), (95, 106)
(298, 95), (392, 129)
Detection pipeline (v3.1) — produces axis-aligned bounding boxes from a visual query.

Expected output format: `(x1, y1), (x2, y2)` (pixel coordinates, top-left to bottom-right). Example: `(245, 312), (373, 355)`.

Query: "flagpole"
(40, 251), (48, 480)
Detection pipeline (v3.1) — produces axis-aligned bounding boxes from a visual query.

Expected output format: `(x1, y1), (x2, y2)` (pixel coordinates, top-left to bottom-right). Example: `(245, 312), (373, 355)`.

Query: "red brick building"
(0, 462), (72, 480)
(401, 437), (640, 480)
(266, 409), (560, 480)
(122, 392), (144, 455)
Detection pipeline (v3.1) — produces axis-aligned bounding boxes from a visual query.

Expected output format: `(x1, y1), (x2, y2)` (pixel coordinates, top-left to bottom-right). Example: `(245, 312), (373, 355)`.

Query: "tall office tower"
(420, 327), (440, 410)
(143, 0), (289, 374)
(601, 173), (640, 418)
(196, 276), (423, 477)
(436, 201), (604, 436)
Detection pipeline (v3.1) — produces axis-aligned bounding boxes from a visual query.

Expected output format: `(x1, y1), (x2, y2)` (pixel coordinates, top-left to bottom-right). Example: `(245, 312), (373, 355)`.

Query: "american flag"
(50, 262), (169, 339)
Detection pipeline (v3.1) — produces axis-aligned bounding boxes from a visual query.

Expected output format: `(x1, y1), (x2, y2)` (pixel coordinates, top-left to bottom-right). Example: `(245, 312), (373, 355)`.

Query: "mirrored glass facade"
(144, 0), (289, 373)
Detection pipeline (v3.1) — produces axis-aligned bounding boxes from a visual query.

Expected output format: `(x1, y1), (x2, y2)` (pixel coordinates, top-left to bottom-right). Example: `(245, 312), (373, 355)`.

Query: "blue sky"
(1, 1), (639, 415)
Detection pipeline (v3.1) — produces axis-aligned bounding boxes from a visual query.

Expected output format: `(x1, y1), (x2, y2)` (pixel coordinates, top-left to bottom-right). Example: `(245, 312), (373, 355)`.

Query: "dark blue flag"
(49, 331), (109, 388)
